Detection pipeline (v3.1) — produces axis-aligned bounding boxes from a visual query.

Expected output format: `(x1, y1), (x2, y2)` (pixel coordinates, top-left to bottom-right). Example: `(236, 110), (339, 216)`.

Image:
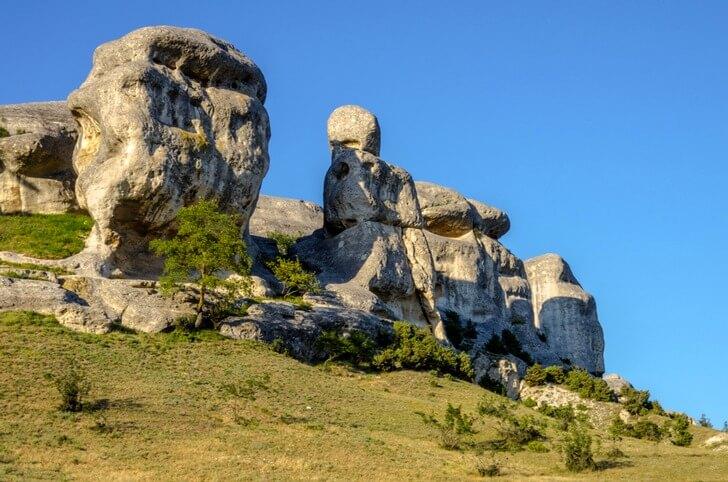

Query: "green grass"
(0, 311), (726, 480)
(0, 213), (92, 259)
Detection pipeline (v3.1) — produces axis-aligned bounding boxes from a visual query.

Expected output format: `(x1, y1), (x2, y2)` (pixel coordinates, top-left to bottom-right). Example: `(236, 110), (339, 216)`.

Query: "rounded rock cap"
(327, 105), (381, 156)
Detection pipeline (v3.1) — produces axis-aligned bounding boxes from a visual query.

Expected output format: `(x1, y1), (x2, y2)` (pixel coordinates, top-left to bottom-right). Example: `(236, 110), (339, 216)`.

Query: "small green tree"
(265, 230), (319, 297)
(698, 413), (712, 428)
(561, 424), (595, 472)
(150, 200), (251, 327)
(667, 413), (693, 447)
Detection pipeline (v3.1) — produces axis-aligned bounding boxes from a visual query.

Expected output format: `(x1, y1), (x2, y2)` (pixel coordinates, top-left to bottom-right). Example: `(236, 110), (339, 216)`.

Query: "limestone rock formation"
(327, 105), (381, 155)
(0, 102), (78, 213)
(415, 181), (475, 237)
(249, 194), (323, 238)
(219, 298), (393, 363)
(468, 199), (510, 240)
(525, 254), (605, 374)
(67, 26), (270, 276)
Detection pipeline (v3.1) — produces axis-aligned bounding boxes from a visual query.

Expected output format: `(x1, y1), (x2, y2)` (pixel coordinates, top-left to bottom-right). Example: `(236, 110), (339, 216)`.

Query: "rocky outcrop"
(0, 27), (608, 385)
(525, 254), (605, 374)
(219, 297), (393, 362)
(68, 26), (270, 276)
(0, 102), (78, 214)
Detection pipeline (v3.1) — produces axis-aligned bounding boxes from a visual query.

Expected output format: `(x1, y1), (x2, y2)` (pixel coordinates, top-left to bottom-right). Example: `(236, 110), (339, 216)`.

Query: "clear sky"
(2, 1), (726, 426)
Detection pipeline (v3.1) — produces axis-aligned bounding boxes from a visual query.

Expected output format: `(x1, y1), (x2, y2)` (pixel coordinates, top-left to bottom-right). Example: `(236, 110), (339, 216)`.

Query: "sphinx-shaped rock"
(311, 106), (446, 340)
(0, 102), (78, 213)
(68, 26), (270, 276)
(525, 254), (605, 374)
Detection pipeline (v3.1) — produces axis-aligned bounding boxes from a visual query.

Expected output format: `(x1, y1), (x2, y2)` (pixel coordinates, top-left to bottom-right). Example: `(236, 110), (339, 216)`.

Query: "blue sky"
(2, 1), (726, 426)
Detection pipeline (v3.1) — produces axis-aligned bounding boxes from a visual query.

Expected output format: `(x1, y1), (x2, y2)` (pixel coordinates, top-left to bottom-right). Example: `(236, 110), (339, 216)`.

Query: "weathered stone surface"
(327, 105), (380, 156)
(296, 221), (418, 319)
(0, 276), (112, 333)
(219, 299), (393, 362)
(525, 254), (605, 374)
(468, 199), (510, 239)
(59, 276), (195, 332)
(249, 195), (323, 238)
(602, 373), (632, 399)
(324, 148), (422, 234)
(704, 433), (728, 451)
(0, 102), (78, 213)
(415, 181), (474, 237)
(473, 352), (526, 399)
(68, 26), (270, 276)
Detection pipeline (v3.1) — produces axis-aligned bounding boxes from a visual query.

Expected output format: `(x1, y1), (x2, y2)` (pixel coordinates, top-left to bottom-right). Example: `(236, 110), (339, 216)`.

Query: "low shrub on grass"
(474, 453), (502, 477)
(620, 386), (652, 415)
(54, 362), (91, 412)
(418, 403), (477, 450)
(538, 403), (578, 431)
(373, 322), (474, 380)
(493, 415), (545, 451)
(561, 424), (595, 473)
(665, 413), (693, 447)
(477, 399), (512, 419)
(609, 416), (664, 442)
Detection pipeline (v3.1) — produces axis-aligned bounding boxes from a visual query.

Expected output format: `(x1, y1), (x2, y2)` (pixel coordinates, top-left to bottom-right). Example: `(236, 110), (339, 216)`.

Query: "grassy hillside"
(0, 213), (92, 259)
(0, 311), (725, 481)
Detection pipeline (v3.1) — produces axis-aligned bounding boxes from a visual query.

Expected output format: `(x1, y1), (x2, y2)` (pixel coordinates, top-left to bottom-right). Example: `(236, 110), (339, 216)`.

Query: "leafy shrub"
(484, 329), (534, 364)
(477, 399), (512, 419)
(527, 440), (549, 452)
(522, 397), (537, 408)
(474, 454), (502, 477)
(373, 322), (474, 380)
(561, 426), (596, 472)
(493, 415), (545, 451)
(561, 425), (595, 473)
(266, 231), (298, 257)
(632, 419), (663, 441)
(0, 126), (9, 138)
(54, 362), (91, 412)
(523, 364), (546, 386)
(315, 330), (376, 367)
(610, 416), (663, 441)
(538, 403), (577, 431)
(269, 338), (289, 355)
(267, 257), (319, 296)
(621, 386), (652, 415)
(565, 369), (614, 402)
(524, 364), (566, 386)
(666, 413), (693, 447)
(418, 403), (477, 450)
(698, 413), (712, 428)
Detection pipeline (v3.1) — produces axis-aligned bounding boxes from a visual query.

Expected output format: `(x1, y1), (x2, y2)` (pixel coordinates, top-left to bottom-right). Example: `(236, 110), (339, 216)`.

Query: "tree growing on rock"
(150, 200), (251, 328)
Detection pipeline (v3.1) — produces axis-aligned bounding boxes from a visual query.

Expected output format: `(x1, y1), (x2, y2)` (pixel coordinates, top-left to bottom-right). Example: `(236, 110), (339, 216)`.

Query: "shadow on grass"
(595, 459), (634, 471)
(84, 398), (143, 412)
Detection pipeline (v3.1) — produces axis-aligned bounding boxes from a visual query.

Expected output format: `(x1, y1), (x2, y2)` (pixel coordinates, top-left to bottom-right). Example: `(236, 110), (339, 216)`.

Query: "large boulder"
(525, 254), (605, 374)
(415, 181), (474, 237)
(67, 26), (270, 276)
(468, 199), (510, 239)
(327, 104), (381, 156)
(0, 102), (78, 213)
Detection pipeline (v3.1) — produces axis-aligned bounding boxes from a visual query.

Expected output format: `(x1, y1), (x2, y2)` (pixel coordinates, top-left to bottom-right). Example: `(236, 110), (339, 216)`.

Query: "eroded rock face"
(68, 26), (270, 275)
(327, 105), (381, 155)
(415, 181), (475, 237)
(324, 148), (422, 234)
(0, 102), (78, 213)
(249, 195), (323, 238)
(525, 254), (605, 374)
